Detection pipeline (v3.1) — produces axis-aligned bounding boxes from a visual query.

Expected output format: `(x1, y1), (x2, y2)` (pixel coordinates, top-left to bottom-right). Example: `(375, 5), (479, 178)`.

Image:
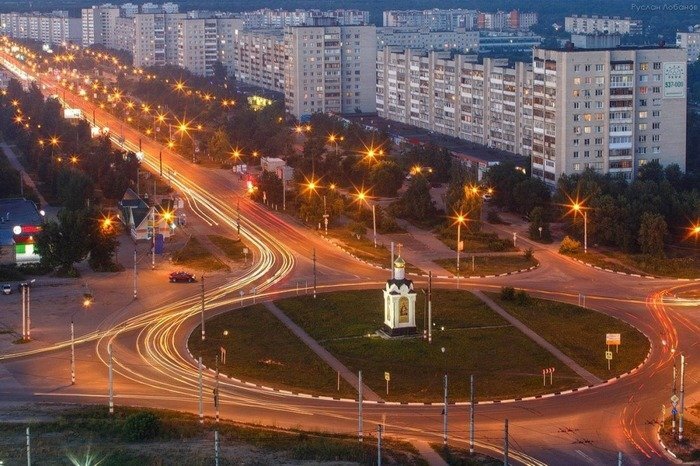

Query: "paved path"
(472, 290), (603, 385)
(413, 440), (450, 466)
(1, 141), (49, 207)
(263, 301), (384, 402)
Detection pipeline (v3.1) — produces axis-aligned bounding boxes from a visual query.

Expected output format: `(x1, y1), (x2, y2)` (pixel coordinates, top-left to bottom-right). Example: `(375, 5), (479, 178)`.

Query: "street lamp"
(452, 212), (467, 277)
(355, 188), (377, 248)
(569, 201), (588, 253)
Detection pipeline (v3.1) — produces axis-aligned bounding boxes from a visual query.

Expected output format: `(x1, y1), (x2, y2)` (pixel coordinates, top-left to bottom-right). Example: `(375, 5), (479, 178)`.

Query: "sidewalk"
(413, 440), (450, 466)
(263, 301), (384, 402)
(472, 290), (603, 385)
(1, 141), (49, 208)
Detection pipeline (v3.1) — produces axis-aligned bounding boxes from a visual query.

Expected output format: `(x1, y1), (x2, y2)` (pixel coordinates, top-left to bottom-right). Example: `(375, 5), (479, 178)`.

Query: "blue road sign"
(672, 408), (678, 416)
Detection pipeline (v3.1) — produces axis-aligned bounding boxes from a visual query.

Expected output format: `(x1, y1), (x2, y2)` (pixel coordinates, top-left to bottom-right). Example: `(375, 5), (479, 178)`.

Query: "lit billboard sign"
(663, 62), (686, 99)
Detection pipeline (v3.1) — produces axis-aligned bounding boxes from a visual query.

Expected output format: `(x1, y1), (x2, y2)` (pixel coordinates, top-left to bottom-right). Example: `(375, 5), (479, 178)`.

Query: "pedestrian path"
(472, 290), (603, 385)
(412, 440), (450, 466)
(1, 141), (49, 207)
(263, 301), (384, 402)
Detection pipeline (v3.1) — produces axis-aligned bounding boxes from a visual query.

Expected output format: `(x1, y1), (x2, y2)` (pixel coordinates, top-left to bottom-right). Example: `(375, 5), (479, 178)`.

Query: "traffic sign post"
(384, 372), (390, 395)
(605, 350), (613, 370)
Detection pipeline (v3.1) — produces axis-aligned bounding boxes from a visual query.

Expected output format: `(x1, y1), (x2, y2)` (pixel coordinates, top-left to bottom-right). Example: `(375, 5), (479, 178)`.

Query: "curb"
(657, 430), (682, 463)
(568, 257), (700, 282)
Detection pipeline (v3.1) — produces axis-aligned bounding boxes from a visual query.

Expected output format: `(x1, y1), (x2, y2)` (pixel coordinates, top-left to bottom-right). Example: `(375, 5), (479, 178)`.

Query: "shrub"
(500, 286), (516, 301)
(488, 240), (507, 252)
(515, 289), (530, 305)
(559, 236), (582, 254)
(348, 221), (366, 239)
(523, 248), (534, 260)
(122, 411), (160, 442)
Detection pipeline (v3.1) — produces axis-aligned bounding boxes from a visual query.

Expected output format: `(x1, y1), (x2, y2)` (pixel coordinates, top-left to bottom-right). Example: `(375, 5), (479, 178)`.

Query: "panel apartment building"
(284, 24), (377, 119)
(233, 28), (285, 92)
(376, 49), (533, 156)
(0, 11), (81, 46)
(564, 15), (643, 35)
(531, 46), (686, 183)
(383, 9), (537, 31)
(176, 17), (238, 77)
(676, 27), (700, 62)
(81, 5), (120, 47)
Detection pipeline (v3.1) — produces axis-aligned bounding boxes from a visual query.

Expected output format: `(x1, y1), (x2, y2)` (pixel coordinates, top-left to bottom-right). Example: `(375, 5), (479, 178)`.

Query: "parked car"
(2, 284), (11, 295)
(169, 271), (196, 283)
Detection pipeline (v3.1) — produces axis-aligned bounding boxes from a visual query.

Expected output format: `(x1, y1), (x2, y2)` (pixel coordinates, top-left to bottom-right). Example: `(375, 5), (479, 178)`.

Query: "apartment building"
(531, 46), (686, 184)
(81, 5), (120, 47)
(176, 17), (239, 77)
(377, 28), (480, 52)
(376, 48), (533, 156)
(383, 9), (537, 31)
(676, 28), (700, 62)
(233, 29), (285, 91)
(0, 11), (81, 46)
(114, 12), (186, 67)
(564, 15), (643, 35)
(241, 9), (369, 29)
(284, 24), (376, 119)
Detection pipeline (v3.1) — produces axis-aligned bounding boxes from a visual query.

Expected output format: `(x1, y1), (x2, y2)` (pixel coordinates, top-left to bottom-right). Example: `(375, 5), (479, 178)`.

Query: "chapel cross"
(396, 243), (403, 257)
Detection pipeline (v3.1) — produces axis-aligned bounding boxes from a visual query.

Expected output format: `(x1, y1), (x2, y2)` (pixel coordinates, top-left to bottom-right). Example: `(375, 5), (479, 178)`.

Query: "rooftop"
(536, 44), (680, 53)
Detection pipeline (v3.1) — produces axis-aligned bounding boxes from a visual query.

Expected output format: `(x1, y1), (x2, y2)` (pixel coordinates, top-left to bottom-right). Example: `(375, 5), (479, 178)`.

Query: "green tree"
(369, 161), (403, 197)
(35, 209), (91, 275)
(207, 129), (231, 162)
(390, 176), (438, 225)
(528, 206), (552, 242)
(88, 214), (119, 271)
(638, 212), (668, 258)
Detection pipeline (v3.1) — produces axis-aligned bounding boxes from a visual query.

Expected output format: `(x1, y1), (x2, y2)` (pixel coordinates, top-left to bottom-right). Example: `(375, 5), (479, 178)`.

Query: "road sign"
(671, 394), (679, 404)
(384, 372), (390, 381)
(606, 333), (621, 346)
(672, 408), (678, 416)
(605, 351), (613, 360)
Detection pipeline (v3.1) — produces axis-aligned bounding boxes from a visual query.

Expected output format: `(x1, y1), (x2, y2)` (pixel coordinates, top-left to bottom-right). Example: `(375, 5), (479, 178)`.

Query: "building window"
(652, 122), (660, 129)
(573, 151), (579, 158)
(652, 134), (660, 142)
(639, 62), (649, 71)
(584, 150), (590, 157)
(574, 77), (581, 85)
(639, 135), (647, 142)
(596, 64), (604, 71)
(652, 110), (660, 117)
(574, 163), (581, 170)
(652, 146), (660, 154)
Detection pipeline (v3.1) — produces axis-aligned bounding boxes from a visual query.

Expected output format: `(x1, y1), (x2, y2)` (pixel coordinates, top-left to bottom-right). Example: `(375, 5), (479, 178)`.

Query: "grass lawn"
(490, 293), (650, 380)
(434, 255), (538, 276)
(563, 250), (700, 279)
(274, 290), (586, 401)
(432, 444), (502, 465)
(326, 228), (423, 275)
(208, 235), (247, 261)
(188, 305), (357, 398)
(438, 229), (518, 254)
(0, 405), (427, 465)
(172, 236), (229, 272)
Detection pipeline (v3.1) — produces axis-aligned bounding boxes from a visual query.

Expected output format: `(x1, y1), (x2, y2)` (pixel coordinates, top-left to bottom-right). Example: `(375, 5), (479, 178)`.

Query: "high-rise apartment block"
(376, 49), (533, 156)
(564, 15), (643, 35)
(530, 46), (686, 183)
(81, 5), (120, 47)
(240, 9), (369, 29)
(383, 9), (537, 31)
(176, 17), (239, 77)
(284, 24), (377, 119)
(0, 11), (81, 46)
(676, 27), (700, 62)
(233, 29), (285, 92)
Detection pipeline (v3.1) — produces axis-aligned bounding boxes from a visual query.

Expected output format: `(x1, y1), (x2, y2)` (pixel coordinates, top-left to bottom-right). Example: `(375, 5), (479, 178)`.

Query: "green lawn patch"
(207, 235), (247, 261)
(563, 250), (700, 279)
(437, 228), (518, 253)
(434, 255), (537, 276)
(326, 228), (423, 274)
(275, 290), (586, 401)
(0, 405), (427, 465)
(490, 292), (650, 379)
(172, 236), (228, 272)
(188, 304), (356, 398)
(659, 414), (699, 462)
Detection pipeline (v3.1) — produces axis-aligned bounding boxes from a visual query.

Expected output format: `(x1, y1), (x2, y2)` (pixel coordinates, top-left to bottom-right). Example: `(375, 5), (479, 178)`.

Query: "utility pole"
(377, 424), (383, 466)
(151, 208), (155, 270)
(133, 249), (137, 299)
(198, 356), (204, 424)
(201, 274), (206, 341)
(428, 271), (433, 344)
(470, 374), (475, 454)
(672, 356), (678, 434)
(159, 149), (163, 177)
(214, 430), (220, 466)
(26, 426), (31, 466)
(236, 199), (241, 238)
(504, 419), (509, 466)
(26, 284), (30, 341)
(313, 248), (317, 299)
(214, 355), (220, 423)
(70, 320), (75, 385)
(372, 204), (377, 248)
(108, 344), (114, 415)
(679, 353), (686, 441)
(443, 373), (448, 446)
(390, 242), (395, 278)
(358, 370), (363, 443)
(21, 284), (27, 341)
(617, 452), (622, 466)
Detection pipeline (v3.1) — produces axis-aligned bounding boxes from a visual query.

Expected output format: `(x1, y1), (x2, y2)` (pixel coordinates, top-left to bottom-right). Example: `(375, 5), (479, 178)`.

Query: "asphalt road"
(0, 48), (698, 466)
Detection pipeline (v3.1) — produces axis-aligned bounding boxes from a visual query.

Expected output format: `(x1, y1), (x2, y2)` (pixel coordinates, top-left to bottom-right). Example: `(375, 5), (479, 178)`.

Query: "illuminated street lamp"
(355, 188), (378, 248)
(569, 200), (588, 253)
(452, 212), (468, 276)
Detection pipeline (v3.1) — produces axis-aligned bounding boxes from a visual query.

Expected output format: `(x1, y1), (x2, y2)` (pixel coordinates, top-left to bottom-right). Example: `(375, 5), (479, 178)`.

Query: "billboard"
(63, 108), (82, 119)
(663, 62), (686, 99)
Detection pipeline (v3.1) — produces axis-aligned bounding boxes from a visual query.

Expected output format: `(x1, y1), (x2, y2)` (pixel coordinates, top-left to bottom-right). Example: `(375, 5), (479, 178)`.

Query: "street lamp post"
(571, 202), (588, 253)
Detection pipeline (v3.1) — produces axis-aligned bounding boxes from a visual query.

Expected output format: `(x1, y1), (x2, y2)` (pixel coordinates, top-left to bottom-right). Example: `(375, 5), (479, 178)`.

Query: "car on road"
(2, 284), (12, 295)
(169, 271), (196, 283)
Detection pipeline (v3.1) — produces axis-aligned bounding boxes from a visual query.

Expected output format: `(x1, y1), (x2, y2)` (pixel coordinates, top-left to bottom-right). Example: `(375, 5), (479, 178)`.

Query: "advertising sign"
(63, 108), (82, 119)
(606, 333), (621, 346)
(663, 62), (686, 99)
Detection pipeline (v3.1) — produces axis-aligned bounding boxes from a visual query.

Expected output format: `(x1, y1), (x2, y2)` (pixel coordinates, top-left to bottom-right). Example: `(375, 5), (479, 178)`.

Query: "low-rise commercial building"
(0, 198), (44, 265)
(564, 15), (643, 35)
